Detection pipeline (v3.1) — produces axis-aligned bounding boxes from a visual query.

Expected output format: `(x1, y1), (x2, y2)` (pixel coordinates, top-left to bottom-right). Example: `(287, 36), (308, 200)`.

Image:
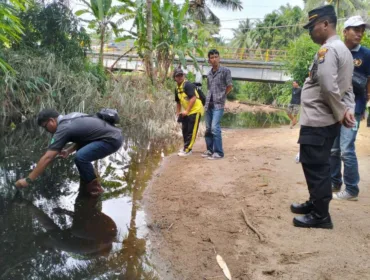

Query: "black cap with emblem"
(303, 5), (336, 29)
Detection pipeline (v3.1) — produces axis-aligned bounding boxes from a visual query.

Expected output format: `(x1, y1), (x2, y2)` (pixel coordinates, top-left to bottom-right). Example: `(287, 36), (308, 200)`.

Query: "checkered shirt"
(205, 66), (232, 110)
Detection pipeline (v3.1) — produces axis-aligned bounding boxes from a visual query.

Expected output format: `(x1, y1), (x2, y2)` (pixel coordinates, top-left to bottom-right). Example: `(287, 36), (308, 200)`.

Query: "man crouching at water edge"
(15, 109), (123, 196)
(174, 68), (204, 156)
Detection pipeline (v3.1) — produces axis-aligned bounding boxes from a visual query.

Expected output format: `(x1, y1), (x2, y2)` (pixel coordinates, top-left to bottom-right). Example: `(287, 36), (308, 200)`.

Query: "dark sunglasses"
(308, 25), (315, 33)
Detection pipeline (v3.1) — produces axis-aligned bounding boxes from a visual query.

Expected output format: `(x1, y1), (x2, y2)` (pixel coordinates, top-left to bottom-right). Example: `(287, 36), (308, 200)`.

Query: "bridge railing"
(91, 46), (288, 62)
(214, 47), (288, 62)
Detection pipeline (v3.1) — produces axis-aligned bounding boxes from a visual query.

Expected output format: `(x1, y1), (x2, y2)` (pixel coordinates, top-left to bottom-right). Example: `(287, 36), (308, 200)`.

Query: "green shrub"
(1, 51), (102, 116)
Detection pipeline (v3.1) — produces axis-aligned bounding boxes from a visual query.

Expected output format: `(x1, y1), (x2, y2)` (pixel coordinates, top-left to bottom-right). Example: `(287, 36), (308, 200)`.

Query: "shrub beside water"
(101, 74), (178, 141)
(1, 51), (103, 117)
(0, 51), (178, 140)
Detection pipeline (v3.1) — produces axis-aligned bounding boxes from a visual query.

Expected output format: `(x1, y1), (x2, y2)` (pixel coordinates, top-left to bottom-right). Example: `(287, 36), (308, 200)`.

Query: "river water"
(222, 111), (290, 128)
(0, 111), (289, 279)
(0, 119), (177, 280)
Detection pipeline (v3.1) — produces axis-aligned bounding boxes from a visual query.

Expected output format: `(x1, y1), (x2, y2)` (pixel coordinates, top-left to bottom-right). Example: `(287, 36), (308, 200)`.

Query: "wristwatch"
(25, 177), (33, 185)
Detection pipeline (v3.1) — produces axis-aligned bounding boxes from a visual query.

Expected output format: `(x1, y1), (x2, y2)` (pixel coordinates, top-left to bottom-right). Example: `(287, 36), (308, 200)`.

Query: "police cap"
(303, 5), (336, 29)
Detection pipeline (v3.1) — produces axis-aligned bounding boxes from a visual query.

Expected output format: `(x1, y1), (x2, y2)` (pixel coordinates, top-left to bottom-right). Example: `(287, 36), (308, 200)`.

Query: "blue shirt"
(351, 45), (370, 114)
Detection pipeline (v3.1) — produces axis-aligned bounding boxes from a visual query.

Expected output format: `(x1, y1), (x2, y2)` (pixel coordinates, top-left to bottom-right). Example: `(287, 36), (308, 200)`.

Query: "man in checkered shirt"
(201, 49), (233, 160)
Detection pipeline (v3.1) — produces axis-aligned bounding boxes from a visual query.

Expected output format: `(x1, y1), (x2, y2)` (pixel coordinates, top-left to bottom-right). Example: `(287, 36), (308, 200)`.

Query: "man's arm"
(317, 47), (354, 121)
(60, 143), (78, 158)
(342, 86), (355, 111)
(182, 83), (197, 116)
(65, 143), (78, 154)
(225, 69), (233, 95)
(226, 85), (233, 95)
(183, 96), (196, 116)
(15, 150), (59, 188)
(367, 78), (370, 101)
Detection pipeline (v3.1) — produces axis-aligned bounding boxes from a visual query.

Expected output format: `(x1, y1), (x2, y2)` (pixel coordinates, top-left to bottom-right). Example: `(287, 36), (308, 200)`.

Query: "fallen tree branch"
(110, 47), (135, 72)
(241, 209), (264, 242)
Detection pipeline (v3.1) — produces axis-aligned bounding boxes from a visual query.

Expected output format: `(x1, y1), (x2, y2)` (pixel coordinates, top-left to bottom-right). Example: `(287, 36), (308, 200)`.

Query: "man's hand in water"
(15, 179), (29, 188)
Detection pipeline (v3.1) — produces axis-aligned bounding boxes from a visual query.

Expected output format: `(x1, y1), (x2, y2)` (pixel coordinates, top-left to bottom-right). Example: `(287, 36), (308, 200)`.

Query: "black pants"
(298, 123), (340, 216)
(182, 113), (201, 152)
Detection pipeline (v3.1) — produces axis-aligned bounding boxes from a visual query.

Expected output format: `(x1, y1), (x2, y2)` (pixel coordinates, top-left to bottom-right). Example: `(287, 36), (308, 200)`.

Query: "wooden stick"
(221, 188), (227, 198)
(241, 209), (264, 242)
(109, 47), (135, 71)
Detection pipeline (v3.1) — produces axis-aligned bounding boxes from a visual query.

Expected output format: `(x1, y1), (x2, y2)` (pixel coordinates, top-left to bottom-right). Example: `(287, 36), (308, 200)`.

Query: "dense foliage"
(15, 1), (90, 66)
(0, 0), (27, 71)
(1, 0), (369, 128)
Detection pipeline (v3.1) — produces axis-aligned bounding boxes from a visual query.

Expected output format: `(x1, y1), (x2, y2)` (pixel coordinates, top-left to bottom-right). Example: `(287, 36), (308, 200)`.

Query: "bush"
(285, 33), (317, 85)
(0, 50), (178, 140)
(1, 51), (103, 117)
(231, 81), (289, 105)
(101, 73), (178, 141)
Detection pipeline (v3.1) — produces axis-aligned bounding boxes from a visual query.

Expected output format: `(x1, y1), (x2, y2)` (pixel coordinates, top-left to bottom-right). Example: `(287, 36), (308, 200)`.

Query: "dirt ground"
(144, 106), (370, 280)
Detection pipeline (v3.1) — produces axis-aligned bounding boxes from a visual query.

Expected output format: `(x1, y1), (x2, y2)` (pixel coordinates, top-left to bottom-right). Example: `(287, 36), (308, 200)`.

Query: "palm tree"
(75, 0), (135, 66)
(230, 19), (257, 59)
(189, 0), (243, 26)
(303, 0), (368, 17)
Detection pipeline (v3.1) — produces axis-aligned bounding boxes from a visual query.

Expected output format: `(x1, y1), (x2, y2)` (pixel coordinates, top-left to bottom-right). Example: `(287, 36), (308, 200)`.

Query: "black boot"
(293, 212), (333, 229)
(290, 201), (313, 214)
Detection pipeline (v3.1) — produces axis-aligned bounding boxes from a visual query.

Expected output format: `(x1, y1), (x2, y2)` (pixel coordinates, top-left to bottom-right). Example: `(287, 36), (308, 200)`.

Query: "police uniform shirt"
(300, 35), (355, 127)
(351, 45), (370, 115)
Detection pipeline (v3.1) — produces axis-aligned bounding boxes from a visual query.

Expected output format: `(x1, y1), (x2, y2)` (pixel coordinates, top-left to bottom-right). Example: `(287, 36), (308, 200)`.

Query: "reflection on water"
(0, 119), (176, 279)
(221, 111), (290, 128)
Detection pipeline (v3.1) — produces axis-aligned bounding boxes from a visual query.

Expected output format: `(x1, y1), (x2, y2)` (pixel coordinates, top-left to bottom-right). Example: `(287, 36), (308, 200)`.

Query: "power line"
(220, 18), (264, 22)
(219, 18), (347, 30)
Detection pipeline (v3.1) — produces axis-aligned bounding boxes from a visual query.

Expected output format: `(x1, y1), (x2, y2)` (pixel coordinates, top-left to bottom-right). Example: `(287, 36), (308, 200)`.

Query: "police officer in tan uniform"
(290, 5), (356, 229)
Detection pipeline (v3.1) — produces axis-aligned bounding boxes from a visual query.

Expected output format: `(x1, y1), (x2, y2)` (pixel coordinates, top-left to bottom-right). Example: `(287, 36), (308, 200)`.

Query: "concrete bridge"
(88, 50), (291, 83)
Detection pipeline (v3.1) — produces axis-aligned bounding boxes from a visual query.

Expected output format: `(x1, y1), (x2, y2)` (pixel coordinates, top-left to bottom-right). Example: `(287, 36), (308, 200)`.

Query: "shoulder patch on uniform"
(354, 58), (362, 67)
(318, 47), (328, 64)
(50, 138), (55, 144)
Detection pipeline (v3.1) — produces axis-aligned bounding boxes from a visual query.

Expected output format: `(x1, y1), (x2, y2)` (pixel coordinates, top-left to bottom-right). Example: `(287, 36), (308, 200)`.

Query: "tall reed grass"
(1, 51), (179, 140)
(1, 51), (103, 117)
(102, 73), (178, 141)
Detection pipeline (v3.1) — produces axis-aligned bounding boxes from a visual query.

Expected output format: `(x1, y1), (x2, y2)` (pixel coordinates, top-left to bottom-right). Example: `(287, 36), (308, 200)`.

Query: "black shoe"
(293, 212), (333, 229)
(290, 201), (313, 214)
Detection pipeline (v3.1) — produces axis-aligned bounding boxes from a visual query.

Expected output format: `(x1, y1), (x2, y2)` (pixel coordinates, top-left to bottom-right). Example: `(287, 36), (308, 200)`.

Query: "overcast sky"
(211, 0), (304, 39)
(71, 0), (305, 40)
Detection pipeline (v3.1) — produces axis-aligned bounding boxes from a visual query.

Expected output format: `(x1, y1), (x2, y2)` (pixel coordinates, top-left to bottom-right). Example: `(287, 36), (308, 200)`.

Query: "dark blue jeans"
(74, 136), (123, 183)
(329, 114), (361, 196)
(205, 108), (224, 157)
